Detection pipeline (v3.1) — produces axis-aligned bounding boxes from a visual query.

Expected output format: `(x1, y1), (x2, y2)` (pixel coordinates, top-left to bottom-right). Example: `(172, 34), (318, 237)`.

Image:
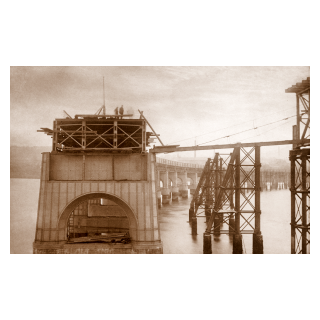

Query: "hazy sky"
(10, 66), (309, 158)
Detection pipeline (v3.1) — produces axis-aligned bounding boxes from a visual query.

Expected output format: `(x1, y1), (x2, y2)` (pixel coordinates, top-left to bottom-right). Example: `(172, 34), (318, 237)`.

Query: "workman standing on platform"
(119, 105), (124, 119)
(114, 107), (119, 117)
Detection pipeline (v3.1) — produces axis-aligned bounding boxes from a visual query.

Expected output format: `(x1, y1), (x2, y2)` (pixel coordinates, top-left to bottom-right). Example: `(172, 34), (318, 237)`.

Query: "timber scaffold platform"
(38, 114), (156, 153)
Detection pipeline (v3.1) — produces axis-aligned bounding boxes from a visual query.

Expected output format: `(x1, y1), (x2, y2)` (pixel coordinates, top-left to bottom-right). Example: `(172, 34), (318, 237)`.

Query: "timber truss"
(190, 146), (262, 237)
(38, 117), (154, 153)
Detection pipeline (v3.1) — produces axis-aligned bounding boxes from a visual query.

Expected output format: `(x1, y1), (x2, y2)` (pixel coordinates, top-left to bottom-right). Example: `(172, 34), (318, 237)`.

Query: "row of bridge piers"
(260, 171), (291, 191)
(155, 158), (203, 207)
(157, 166), (291, 205)
(157, 171), (193, 205)
(156, 157), (291, 254)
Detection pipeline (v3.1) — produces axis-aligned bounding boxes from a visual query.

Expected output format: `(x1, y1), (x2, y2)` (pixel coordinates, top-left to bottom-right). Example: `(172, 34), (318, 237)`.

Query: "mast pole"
(103, 77), (106, 115)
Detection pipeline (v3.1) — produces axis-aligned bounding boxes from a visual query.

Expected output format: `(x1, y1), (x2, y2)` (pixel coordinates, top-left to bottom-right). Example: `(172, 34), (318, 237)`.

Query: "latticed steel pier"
(286, 77), (310, 254)
(189, 146), (263, 254)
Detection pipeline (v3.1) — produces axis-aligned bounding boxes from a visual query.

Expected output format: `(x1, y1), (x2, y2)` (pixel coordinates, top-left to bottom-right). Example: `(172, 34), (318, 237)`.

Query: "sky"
(10, 66), (310, 159)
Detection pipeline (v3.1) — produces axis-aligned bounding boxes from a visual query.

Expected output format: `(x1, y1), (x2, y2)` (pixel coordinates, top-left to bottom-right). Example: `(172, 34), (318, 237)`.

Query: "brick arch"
(57, 192), (138, 242)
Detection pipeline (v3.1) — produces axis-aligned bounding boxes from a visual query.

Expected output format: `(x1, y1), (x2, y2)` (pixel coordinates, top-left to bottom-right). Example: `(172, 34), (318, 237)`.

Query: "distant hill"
(10, 146), (51, 179)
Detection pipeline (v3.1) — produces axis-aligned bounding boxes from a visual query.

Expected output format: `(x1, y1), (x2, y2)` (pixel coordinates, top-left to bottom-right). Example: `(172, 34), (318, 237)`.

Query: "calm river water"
(10, 179), (291, 254)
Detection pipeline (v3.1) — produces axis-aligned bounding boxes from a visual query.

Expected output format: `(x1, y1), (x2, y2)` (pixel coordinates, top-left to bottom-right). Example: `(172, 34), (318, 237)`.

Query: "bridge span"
(155, 157), (204, 204)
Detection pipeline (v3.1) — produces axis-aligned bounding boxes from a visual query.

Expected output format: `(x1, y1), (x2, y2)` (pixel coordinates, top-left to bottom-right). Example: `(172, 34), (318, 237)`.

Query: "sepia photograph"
(5, 2), (318, 319)
(10, 66), (310, 254)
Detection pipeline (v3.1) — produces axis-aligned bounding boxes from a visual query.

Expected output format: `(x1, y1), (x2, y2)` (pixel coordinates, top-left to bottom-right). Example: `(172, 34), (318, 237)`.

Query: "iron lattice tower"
(286, 77), (310, 254)
(189, 146), (263, 254)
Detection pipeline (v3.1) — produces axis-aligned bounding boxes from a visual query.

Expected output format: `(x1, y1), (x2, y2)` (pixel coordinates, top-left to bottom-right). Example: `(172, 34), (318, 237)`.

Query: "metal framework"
(38, 116), (156, 153)
(289, 149), (310, 253)
(286, 77), (310, 254)
(190, 146), (262, 253)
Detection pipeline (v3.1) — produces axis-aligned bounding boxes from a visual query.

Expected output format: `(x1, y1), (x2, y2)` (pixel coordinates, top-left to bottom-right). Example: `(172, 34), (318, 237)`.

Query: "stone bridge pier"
(168, 171), (179, 201)
(160, 171), (171, 204)
(178, 171), (189, 198)
(155, 157), (204, 205)
(187, 172), (198, 194)
(33, 152), (163, 254)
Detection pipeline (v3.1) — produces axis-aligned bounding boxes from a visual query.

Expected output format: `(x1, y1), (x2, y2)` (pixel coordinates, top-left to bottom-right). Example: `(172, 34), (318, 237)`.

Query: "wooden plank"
(75, 114), (133, 119)
(150, 139), (310, 153)
(153, 144), (180, 148)
(40, 127), (53, 131)
(56, 130), (98, 133)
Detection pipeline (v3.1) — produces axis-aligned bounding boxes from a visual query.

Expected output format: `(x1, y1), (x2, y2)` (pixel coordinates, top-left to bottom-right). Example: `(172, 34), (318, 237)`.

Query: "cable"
(167, 106), (295, 145)
(240, 117), (294, 142)
(197, 115), (295, 146)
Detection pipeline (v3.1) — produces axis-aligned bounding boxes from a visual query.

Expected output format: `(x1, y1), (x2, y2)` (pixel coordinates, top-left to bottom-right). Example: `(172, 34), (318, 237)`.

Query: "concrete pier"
(233, 234), (243, 254)
(178, 172), (189, 198)
(189, 204), (194, 222)
(252, 233), (264, 254)
(156, 190), (162, 208)
(180, 185), (189, 198)
(187, 172), (198, 196)
(203, 232), (212, 254)
(191, 217), (197, 235)
(161, 188), (171, 204)
(33, 152), (163, 254)
(168, 171), (179, 201)
(171, 186), (179, 201)
(155, 157), (203, 202)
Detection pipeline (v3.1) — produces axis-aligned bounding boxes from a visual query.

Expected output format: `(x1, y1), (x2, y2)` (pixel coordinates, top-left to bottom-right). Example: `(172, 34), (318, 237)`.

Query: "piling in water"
(252, 233), (264, 254)
(203, 232), (212, 254)
(189, 207), (194, 222)
(192, 217), (197, 235)
(233, 234), (243, 254)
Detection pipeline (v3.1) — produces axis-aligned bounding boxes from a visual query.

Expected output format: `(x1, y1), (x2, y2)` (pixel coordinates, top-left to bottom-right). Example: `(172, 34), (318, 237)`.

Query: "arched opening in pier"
(58, 193), (137, 243)
(159, 180), (163, 188)
(187, 177), (193, 187)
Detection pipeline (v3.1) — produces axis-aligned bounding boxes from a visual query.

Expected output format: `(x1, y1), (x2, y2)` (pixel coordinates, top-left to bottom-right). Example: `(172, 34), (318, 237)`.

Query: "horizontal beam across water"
(150, 139), (310, 153)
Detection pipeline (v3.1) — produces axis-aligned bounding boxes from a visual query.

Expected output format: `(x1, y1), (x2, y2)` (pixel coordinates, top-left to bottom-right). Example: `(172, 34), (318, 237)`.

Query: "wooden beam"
(150, 139), (310, 153)
(138, 110), (164, 146)
(75, 114), (133, 119)
(63, 110), (72, 118)
(56, 130), (98, 133)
